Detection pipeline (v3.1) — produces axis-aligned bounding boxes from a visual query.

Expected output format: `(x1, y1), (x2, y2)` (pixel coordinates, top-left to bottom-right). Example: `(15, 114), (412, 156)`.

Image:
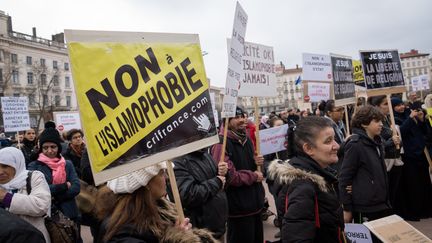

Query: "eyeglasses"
(42, 145), (58, 150)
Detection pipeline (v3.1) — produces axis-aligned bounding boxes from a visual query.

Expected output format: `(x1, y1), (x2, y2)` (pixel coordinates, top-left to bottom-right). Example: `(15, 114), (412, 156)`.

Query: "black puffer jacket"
(339, 128), (391, 213)
(17, 138), (37, 166)
(172, 150), (228, 239)
(268, 156), (346, 243)
(381, 117), (400, 159)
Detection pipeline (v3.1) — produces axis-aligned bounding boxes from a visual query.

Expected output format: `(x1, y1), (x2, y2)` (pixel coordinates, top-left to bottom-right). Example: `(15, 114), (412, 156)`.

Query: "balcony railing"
(9, 31), (67, 49)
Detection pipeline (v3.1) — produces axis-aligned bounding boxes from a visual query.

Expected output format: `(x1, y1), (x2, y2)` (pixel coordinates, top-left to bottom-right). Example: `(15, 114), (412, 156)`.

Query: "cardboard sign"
(308, 82), (331, 102)
(363, 215), (432, 243)
(353, 59), (365, 88)
(345, 223), (373, 243)
(53, 111), (82, 132)
(221, 2), (248, 118)
(209, 93), (219, 128)
(65, 30), (219, 184)
(330, 54), (356, 106)
(302, 53), (332, 82)
(238, 41), (276, 97)
(1, 97), (31, 132)
(259, 124), (288, 155)
(360, 50), (405, 91)
(411, 74), (430, 91)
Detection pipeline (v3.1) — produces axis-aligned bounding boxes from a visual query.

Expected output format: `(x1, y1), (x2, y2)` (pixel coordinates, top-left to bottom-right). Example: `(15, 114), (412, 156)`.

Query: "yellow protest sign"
(66, 30), (219, 184)
(353, 60), (365, 87)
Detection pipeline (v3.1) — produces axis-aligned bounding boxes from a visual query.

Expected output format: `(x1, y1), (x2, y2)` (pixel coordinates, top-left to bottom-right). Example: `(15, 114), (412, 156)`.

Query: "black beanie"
(38, 128), (63, 154)
(44, 121), (56, 129)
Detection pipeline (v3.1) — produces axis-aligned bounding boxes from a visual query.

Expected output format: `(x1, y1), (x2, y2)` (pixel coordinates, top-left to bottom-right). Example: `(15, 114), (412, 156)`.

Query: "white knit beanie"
(107, 162), (168, 194)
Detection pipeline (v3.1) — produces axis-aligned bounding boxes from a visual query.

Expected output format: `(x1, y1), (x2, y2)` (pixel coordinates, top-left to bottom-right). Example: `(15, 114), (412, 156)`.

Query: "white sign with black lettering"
(210, 93), (219, 128)
(302, 53), (332, 82)
(222, 2), (248, 118)
(411, 74), (430, 91)
(1, 97), (31, 132)
(345, 223), (373, 243)
(53, 111), (82, 132)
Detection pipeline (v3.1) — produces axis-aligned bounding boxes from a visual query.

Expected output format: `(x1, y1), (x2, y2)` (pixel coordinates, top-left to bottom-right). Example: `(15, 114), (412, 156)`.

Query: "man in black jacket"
(172, 149), (228, 240)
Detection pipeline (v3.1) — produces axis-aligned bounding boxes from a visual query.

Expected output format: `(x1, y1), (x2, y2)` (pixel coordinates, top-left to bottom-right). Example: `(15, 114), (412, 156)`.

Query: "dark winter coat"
(28, 159), (81, 221)
(381, 117), (401, 159)
(338, 128), (391, 213)
(172, 150), (228, 239)
(211, 127), (265, 217)
(0, 208), (45, 243)
(17, 139), (38, 166)
(62, 145), (84, 178)
(268, 156), (346, 243)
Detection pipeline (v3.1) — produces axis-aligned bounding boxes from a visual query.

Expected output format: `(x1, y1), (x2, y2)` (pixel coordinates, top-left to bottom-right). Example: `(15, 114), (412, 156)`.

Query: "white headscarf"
(0, 147), (29, 191)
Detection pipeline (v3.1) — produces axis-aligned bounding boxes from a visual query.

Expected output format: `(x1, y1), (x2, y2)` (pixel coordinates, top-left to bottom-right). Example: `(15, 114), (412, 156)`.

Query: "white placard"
(302, 53), (332, 82)
(222, 2), (248, 118)
(411, 75), (430, 91)
(308, 82), (331, 102)
(238, 41), (276, 97)
(209, 93), (219, 128)
(53, 111), (82, 132)
(259, 124), (288, 155)
(363, 215), (432, 243)
(1, 97), (31, 132)
(345, 223), (373, 243)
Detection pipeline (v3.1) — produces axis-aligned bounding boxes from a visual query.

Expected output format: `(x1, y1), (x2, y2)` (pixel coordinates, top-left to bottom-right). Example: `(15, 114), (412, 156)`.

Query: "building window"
(55, 95), (61, 106)
(413, 61), (416, 67)
(27, 72), (33, 84)
(65, 76), (70, 88)
(425, 68), (428, 74)
(0, 49), (3, 62)
(41, 74), (47, 85)
(53, 60), (58, 69)
(26, 56), (32, 65)
(423, 60), (427, 66)
(0, 68), (2, 82)
(418, 61), (421, 66)
(66, 96), (71, 107)
(407, 62), (410, 67)
(30, 116), (37, 127)
(419, 69), (423, 75)
(29, 94), (35, 106)
(12, 70), (19, 83)
(64, 62), (69, 70)
(11, 53), (18, 64)
(40, 58), (46, 66)
(53, 75), (59, 86)
(402, 63), (405, 68)
(13, 93), (20, 97)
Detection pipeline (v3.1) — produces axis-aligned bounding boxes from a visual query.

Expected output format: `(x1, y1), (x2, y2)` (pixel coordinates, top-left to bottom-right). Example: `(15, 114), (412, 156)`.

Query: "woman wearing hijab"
(28, 128), (81, 237)
(95, 162), (218, 243)
(0, 147), (51, 242)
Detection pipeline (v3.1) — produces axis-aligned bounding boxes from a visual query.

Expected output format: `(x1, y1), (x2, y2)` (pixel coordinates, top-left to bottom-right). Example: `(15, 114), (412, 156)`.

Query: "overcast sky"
(2, 0), (431, 88)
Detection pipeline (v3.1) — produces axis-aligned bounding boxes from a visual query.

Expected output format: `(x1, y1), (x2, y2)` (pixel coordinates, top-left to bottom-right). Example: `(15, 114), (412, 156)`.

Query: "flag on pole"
(295, 76), (302, 85)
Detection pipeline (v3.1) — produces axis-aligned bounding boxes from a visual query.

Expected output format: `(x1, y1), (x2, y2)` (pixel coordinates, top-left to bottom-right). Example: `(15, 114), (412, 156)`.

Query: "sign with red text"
(259, 124), (288, 155)
(308, 82), (330, 102)
(53, 111), (82, 132)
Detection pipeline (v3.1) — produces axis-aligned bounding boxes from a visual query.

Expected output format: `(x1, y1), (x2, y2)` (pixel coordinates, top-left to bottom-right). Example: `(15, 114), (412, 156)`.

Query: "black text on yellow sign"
(69, 43), (208, 172)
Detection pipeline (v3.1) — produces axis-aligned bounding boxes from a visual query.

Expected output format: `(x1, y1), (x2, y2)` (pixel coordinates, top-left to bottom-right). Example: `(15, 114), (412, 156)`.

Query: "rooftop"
(400, 49), (429, 59)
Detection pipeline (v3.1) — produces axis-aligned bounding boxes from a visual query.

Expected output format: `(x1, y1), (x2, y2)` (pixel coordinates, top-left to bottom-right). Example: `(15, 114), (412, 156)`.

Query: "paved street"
(82, 183), (432, 242)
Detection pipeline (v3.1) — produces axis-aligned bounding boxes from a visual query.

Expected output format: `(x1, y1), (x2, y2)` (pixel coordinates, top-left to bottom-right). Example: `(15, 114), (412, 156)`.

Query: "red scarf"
(38, 153), (67, 184)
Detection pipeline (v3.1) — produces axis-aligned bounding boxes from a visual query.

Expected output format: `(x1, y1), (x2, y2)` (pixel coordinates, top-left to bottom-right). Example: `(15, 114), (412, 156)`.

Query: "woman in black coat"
(172, 149), (228, 240)
(268, 116), (348, 243)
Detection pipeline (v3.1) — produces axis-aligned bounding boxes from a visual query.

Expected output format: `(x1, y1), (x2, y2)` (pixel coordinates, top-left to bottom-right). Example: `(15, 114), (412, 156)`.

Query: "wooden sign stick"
(386, 94), (400, 150)
(254, 97), (262, 172)
(166, 160), (184, 221)
(344, 105), (351, 136)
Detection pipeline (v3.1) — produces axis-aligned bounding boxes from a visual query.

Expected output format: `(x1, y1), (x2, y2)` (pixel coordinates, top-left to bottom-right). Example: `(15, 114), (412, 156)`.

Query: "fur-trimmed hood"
(267, 159), (329, 192)
(162, 227), (217, 243)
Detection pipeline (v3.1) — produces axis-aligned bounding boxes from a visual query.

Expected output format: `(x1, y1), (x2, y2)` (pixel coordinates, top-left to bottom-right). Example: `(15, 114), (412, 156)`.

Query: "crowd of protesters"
(0, 91), (432, 243)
